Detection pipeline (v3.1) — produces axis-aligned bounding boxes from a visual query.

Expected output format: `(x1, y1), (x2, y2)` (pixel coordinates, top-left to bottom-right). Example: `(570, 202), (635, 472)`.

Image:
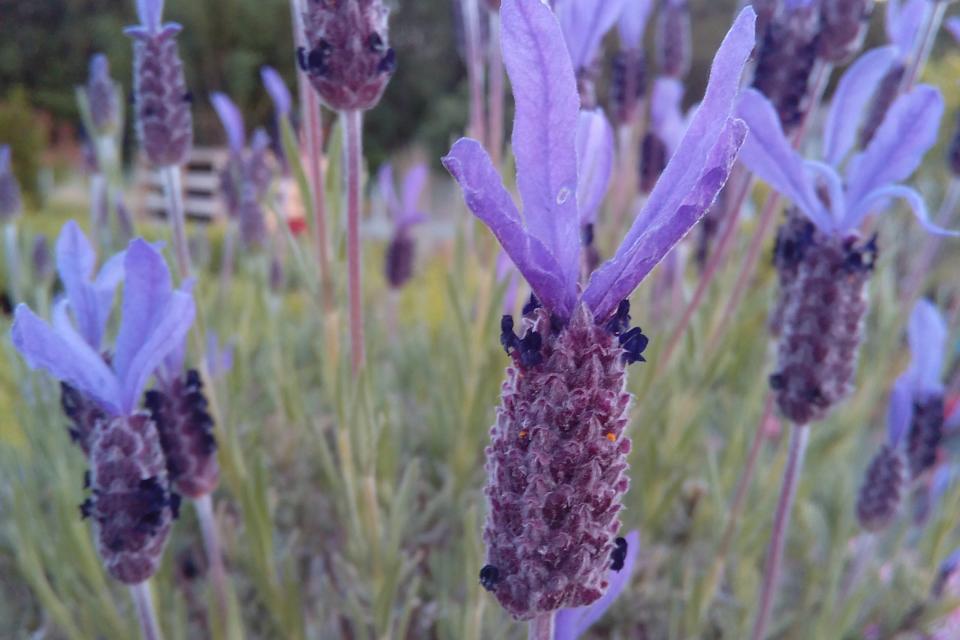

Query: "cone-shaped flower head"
(11, 232), (194, 584)
(655, 0), (691, 79)
(0, 145), (22, 223)
(639, 77), (686, 194)
(610, 0), (652, 123)
(555, 0), (626, 109)
(818, 0), (874, 64)
(379, 162), (428, 289)
(444, 0), (754, 619)
(298, 0), (396, 112)
(84, 54), (122, 138)
(124, 0), (194, 167)
(738, 69), (955, 424)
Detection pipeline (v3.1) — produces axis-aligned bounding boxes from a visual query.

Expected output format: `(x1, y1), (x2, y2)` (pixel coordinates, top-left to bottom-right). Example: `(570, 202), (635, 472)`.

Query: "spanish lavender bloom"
(856, 441), (903, 531)
(84, 54), (122, 138)
(639, 78), (685, 194)
(610, 0), (652, 124)
(751, 0), (821, 132)
(11, 234), (194, 584)
(298, 0), (396, 112)
(738, 73), (955, 424)
(554, 530), (639, 639)
(31, 235), (52, 283)
(261, 66), (292, 121)
(124, 0), (194, 167)
(378, 162), (428, 289)
(555, 0), (626, 109)
(655, 0), (691, 79)
(576, 110), (615, 273)
(443, 0), (753, 619)
(817, 0), (874, 64)
(0, 145), (22, 222)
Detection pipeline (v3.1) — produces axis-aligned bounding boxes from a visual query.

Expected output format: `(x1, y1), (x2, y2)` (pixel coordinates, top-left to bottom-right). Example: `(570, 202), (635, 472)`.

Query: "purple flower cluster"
(378, 162), (428, 289)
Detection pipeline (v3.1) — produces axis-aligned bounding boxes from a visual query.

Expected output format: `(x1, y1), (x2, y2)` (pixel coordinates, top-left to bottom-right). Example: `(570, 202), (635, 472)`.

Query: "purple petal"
(442, 137), (574, 316)
(55, 220), (106, 349)
(617, 0), (653, 49)
(377, 163), (400, 218)
(582, 7), (757, 320)
(11, 304), (122, 415)
(844, 185), (960, 237)
(735, 89), (831, 231)
(576, 110), (615, 225)
(401, 163), (429, 219)
(887, 380), (913, 446)
(211, 92), (246, 154)
(502, 0), (582, 307)
(554, 531), (641, 640)
(887, 0), (927, 54)
(135, 0), (164, 33)
(844, 85), (944, 213)
(159, 278), (196, 386)
(260, 66), (292, 118)
(947, 17), (960, 44)
(583, 117), (747, 319)
(113, 239), (176, 410)
(649, 77), (686, 156)
(0, 145), (10, 175)
(556, 0), (627, 70)
(906, 299), (948, 392)
(822, 46), (899, 167)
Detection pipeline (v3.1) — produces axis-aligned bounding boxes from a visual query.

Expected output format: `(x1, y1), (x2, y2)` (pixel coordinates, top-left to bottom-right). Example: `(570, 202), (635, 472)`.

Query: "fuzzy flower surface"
(378, 162), (428, 289)
(444, 0), (753, 620)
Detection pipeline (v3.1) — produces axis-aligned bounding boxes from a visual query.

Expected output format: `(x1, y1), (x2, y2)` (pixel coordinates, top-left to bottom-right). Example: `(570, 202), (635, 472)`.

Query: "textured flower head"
(0, 144), (22, 222)
(444, 0), (752, 324)
(818, 0), (874, 64)
(378, 162), (428, 289)
(298, 0), (396, 112)
(12, 231), (196, 417)
(124, 0), (194, 167)
(84, 54), (122, 138)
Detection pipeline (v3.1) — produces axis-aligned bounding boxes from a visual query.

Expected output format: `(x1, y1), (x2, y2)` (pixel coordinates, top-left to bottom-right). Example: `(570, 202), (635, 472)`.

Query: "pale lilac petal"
(887, 0), (927, 54)
(802, 161), (845, 230)
(55, 220), (104, 348)
(617, 0), (653, 49)
(377, 163), (400, 218)
(120, 290), (195, 413)
(735, 89), (829, 229)
(583, 7), (756, 320)
(401, 163), (429, 218)
(260, 66), (292, 118)
(502, 0), (582, 303)
(844, 85), (944, 211)
(822, 46), (899, 167)
(555, 531), (641, 640)
(887, 380), (913, 446)
(583, 117), (747, 319)
(11, 304), (122, 415)
(845, 185), (960, 237)
(906, 299), (948, 392)
(113, 239), (174, 400)
(947, 18), (960, 44)
(649, 77), (686, 156)
(442, 137), (574, 316)
(211, 92), (246, 154)
(576, 109), (615, 225)
(159, 278), (196, 385)
(556, 0), (627, 70)
(496, 250), (521, 312)
(136, 0), (164, 32)
(0, 145), (10, 175)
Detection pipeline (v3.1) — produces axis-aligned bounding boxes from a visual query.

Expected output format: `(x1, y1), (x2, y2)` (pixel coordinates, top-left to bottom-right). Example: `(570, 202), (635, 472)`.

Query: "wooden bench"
(136, 147), (228, 222)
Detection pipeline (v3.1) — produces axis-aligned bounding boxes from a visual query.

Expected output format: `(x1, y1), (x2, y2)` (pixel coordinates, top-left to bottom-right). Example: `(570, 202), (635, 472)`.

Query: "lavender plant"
(610, 0), (652, 126)
(377, 162), (427, 290)
(443, 0), (754, 631)
(654, 0), (691, 80)
(554, 0), (625, 109)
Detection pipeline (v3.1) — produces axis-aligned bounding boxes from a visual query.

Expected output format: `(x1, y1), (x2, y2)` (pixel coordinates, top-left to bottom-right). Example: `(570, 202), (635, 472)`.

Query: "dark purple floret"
(61, 382), (106, 456)
(858, 63), (906, 151)
(480, 564), (501, 591)
(856, 444), (903, 532)
(576, 63), (601, 111)
(31, 235), (53, 282)
(610, 48), (647, 125)
(384, 230), (416, 289)
(300, 0), (395, 112)
(85, 54), (121, 137)
(639, 132), (669, 195)
(906, 394), (944, 480)
(948, 111), (960, 177)
(655, 0), (692, 79)
(818, 0), (874, 64)
(769, 210), (816, 336)
(610, 536), (628, 571)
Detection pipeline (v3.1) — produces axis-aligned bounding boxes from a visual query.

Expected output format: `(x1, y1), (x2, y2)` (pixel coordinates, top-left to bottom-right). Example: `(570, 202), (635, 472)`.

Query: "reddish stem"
(462, 0), (486, 144)
(487, 10), (504, 166)
(528, 612), (555, 640)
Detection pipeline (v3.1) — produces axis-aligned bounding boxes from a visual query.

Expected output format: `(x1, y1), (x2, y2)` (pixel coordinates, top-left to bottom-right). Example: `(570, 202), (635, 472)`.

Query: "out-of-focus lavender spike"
(655, 0), (691, 79)
(298, 0), (395, 112)
(211, 93), (246, 156)
(638, 78), (684, 194)
(768, 209), (815, 336)
(751, 0), (821, 132)
(856, 443), (903, 531)
(124, 1), (193, 167)
(949, 112), (960, 177)
(818, 0), (874, 64)
(858, 63), (906, 150)
(260, 66), (292, 119)
(749, 0), (779, 36)
(906, 395), (944, 480)
(31, 235), (52, 282)
(611, 1), (653, 124)
(0, 145), (22, 222)
(85, 55), (122, 137)
(384, 232), (416, 289)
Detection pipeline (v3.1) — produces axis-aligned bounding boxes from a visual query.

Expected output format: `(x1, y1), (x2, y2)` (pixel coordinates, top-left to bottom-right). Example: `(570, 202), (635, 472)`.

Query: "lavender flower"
(654, 0), (691, 79)
(576, 110), (615, 273)
(11, 232), (194, 584)
(261, 66), (292, 121)
(31, 235), (53, 283)
(124, 0), (194, 167)
(378, 162), (428, 289)
(856, 441), (903, 531)
(610, 0), (653, 124)
(84, 54), (122, 138)
(443, 0), (754, 619)
(818, 0), (874, 64)
(0, 145), (22, 222)
(639, 78), (685, 194)
(555, 0), (626, 109)
(738, 69), (955, 424)
(298, 0), (396, 112)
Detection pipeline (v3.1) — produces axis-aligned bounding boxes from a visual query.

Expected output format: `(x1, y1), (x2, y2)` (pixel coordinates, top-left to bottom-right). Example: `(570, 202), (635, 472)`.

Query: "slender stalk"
(130, 581), (163, 640)
(901, 178), (960, 304)
(90, 172), (110, 251)
(342, 109), (366, 375)
(160, 164), (192, 280)
(487, 10), (504, 167)
(195, 493), (229, 621)
(3, 221), (20, 304)
(462, 0), (486, 144)
(750, 423), (809, 640)
(528, 612), (555, 640)
(903, 0), (947, 92)
(219, 222), (238, 299)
